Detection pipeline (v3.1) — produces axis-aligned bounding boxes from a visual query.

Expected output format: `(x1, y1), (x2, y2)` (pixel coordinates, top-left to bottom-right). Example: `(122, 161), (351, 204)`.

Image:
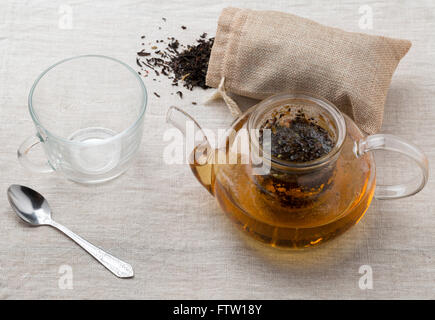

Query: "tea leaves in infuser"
(260, 109), (335, 162)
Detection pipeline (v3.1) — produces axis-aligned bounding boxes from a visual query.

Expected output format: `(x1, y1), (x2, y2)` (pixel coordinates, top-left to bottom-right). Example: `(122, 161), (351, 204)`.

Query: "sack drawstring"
(208, 77), (242, 117)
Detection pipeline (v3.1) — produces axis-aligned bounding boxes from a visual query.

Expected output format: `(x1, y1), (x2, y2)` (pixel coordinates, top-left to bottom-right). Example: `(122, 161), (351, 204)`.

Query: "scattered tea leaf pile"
(169, 35), (214, 90)
(136, 24), (214, 97)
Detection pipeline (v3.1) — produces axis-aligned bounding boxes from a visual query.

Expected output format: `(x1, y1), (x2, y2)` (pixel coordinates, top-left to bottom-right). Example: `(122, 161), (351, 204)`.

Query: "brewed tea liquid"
(190, 116), (375, 249)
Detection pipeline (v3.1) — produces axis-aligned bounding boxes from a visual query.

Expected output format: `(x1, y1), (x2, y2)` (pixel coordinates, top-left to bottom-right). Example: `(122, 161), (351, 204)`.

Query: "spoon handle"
(49, 220), (134, 278)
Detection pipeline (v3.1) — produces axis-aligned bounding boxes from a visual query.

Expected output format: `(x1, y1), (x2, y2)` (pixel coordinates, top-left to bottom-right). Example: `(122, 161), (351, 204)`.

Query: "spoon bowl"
(7, 184), (52, 226)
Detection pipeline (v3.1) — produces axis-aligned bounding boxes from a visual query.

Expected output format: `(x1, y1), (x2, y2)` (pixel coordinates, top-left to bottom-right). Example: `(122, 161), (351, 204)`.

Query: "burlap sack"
(206, 7), (411, 134)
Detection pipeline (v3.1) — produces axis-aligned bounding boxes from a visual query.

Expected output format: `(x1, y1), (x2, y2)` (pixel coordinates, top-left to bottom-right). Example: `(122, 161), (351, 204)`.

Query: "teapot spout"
(166, 106), (215, 195)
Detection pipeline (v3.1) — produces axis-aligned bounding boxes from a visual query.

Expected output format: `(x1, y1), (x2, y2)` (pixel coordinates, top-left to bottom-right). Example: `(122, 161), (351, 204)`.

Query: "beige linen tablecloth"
(1, 0), (434, 299)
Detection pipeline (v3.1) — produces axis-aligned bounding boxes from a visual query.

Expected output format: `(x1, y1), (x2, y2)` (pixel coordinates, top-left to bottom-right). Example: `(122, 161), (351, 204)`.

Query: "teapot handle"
(355, 134), (429, 200)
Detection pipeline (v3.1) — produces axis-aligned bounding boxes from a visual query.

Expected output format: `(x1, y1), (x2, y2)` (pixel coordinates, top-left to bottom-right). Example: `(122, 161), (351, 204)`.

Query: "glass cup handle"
(355, 134), (429, 200)
(17, 134), (54, 173)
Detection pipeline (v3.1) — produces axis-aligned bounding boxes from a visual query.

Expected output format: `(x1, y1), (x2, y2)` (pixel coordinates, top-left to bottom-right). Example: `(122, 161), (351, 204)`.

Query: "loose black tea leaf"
(136, 57), (142, 67)
(137, 50), (151, 56)
(181, 26), (187, 30)
(153, 92), (160, 98)
(176, 91), (183, 99)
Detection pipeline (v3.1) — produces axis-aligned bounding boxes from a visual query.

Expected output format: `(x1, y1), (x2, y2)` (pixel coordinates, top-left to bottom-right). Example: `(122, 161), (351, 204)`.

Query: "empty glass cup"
(18, 55), (147, 183)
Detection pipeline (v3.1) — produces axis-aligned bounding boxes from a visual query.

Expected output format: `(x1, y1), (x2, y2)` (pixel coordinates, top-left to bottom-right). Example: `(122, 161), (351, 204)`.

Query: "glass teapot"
(167, 93), (428, 249)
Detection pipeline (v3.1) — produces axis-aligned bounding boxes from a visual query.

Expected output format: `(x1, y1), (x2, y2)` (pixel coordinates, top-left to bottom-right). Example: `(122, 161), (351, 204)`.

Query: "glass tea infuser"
(167, 93), (428, 249)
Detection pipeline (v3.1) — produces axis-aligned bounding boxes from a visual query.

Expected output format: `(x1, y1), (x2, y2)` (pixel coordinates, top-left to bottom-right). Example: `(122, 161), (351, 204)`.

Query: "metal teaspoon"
(7, 184), (134, 278)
